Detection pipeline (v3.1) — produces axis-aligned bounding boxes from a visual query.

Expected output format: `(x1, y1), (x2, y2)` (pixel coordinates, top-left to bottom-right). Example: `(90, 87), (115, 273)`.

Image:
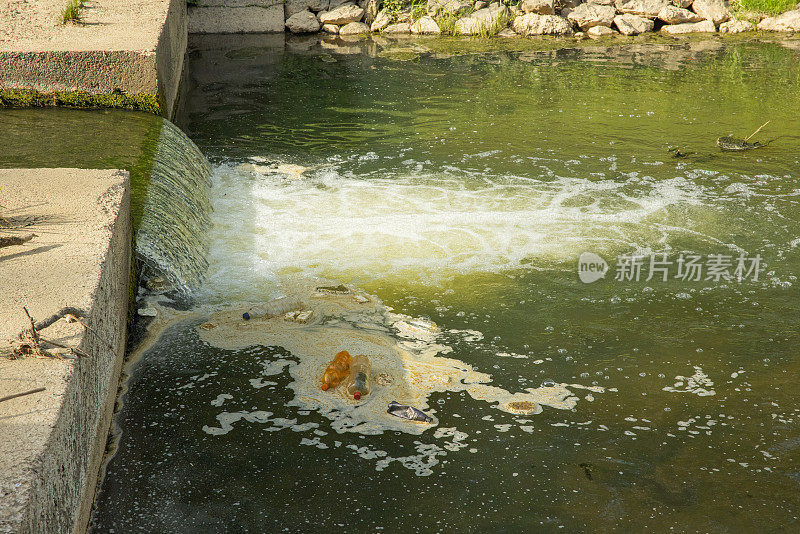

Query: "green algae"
(0, 89), (161, 114)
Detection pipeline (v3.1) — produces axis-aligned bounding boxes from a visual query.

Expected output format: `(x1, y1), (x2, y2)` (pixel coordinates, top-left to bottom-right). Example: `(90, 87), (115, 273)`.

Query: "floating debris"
(285, 310), (314, 324)
(717, 120), (772, 151)
(238, 162), (309, 179)
(716, 136), (766, 151)
(200, 322), (217, 330)
(315, 284), (351, 295)
(505, 400), (540, 415)
(387, 401), (434, 423)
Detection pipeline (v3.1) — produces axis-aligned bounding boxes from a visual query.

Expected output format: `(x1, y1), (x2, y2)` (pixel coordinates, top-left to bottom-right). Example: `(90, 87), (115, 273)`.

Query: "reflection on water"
(92, 35), (800, 532)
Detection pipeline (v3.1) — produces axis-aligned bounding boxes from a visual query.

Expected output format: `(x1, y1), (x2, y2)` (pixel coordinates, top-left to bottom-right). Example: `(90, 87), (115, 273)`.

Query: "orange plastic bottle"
(321, 350), (352, 391)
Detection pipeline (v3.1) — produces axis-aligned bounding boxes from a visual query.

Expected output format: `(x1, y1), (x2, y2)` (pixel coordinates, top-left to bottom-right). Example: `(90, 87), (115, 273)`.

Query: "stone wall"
(188, 0), (800, 36)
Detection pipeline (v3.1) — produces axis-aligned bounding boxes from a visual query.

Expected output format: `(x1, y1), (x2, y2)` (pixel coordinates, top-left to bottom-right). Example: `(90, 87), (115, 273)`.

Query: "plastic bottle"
(346, 354), (372, 400)
(321, 350), (352, 391)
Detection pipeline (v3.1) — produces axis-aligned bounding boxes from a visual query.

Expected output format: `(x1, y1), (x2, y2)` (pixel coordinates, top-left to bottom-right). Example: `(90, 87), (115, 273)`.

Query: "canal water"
(92, 36), (800, 531)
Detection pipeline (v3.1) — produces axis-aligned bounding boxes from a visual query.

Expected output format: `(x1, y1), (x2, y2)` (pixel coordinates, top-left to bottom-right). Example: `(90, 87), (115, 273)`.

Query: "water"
(0, 110), (212, 292)
(93, 35), (800, 531)
(135, 120), (212, 292)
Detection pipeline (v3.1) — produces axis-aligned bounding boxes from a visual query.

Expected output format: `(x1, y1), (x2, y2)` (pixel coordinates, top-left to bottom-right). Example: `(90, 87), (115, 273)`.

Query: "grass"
(477, 11), (510, 37)
(60, 0), (83, 24)
(410, 0), (427, 20)
(732, 0), (798, 15)
(434, 9), (463, 34)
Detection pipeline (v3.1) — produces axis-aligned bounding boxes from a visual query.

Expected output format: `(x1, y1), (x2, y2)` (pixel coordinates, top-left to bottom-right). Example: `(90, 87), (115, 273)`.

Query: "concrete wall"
(0, 169), (132, 534)
(0, 0), (187, 118)
(157, 0), (189, 118)
(188, 0), (284, 34)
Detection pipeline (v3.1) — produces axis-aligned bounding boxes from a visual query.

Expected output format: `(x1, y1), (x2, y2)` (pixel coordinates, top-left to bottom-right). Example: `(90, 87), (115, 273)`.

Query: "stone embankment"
(239, 0), (800, 37)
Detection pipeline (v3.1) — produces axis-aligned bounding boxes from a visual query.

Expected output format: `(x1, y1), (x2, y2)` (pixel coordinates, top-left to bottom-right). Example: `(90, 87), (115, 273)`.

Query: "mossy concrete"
(0, 89), (162, 114)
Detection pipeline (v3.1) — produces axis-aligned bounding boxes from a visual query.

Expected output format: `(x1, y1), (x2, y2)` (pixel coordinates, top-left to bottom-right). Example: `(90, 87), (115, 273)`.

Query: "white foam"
(200, 163), (708, 299)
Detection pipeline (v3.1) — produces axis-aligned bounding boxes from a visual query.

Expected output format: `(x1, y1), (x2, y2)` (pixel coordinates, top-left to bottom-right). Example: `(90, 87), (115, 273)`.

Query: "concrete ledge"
(0, 0), (187, 117)
(189, 0), (284, 33)
(0, 169), (131, 534)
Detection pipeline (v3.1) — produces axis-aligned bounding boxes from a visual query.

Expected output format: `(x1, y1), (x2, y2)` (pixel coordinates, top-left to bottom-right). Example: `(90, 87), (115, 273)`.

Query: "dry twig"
(0, 387), (46, 404)
(0, 233), (36, 249)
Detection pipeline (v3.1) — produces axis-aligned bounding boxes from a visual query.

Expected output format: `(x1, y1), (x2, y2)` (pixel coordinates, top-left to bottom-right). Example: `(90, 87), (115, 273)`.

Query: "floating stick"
(745, 120), (770, 141)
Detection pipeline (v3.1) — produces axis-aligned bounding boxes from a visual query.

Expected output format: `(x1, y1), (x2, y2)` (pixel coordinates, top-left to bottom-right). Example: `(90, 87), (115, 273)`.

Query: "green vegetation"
(410, 0), (427, 20)
(60, 0), (84, 24)
(434, 10), (463, 34)
(476, 11), (510, 37)
(732, 0), (797, 15)
(382, 0), (406, 18)
(0, 89), (161, 114)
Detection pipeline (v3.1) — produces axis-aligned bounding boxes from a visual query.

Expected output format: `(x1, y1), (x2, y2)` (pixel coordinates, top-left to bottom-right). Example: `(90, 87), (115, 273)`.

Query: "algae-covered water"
(93, 36), (800, 532)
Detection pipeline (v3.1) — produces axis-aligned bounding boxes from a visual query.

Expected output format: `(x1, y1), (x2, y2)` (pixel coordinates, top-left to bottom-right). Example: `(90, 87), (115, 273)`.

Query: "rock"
(285, 0), (331, 17)
(427, 0), (473, 17)
(520, 0), (555, 14)
(567, 3), (616, 29)
(319, 2), (365, 24)
(560, 7), (573, 17)
(322, 22), (340, 32)
(285, 0), (311, 17)
(362, 0), (379, 24)
(658, 4), (703, 23)
(613, 13), (654, 34)
(496, 27), (519, 35)
(757, 9), (800, 31)
(690, 0), (731, 25)
(396, 7), (413, 22)
(587, 24), (616, 36)
(371, 8), (391, 31)
(660, 18), (716, 32)
(455, 4), (510, 34)
(383, 22), (412, 32)
(329, 0), (351, 7)
(512, 13), (574, 34)
(475, 0), (489, 8)
(614, 0), (668, 17)
(671, 0), (692, 7)
(339, 21), (369, 33)
(586, 0), (614, 5)
(286, 10), (322, 32)
(411, 15), (442, 33)
(719, 18), (753, 32)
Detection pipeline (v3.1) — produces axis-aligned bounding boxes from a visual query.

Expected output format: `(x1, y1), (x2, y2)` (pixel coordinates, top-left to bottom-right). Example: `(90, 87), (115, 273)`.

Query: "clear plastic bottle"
(346, 354), (372, 400)
(321, 350), (352, 391)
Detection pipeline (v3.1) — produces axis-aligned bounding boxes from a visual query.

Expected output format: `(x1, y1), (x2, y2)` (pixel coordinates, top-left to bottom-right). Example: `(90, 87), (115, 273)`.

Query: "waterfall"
(135, 120), (212, 294)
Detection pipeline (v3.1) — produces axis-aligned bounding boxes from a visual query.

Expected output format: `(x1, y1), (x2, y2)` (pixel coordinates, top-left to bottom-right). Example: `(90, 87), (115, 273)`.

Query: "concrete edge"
(11, 172), (132, 534)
